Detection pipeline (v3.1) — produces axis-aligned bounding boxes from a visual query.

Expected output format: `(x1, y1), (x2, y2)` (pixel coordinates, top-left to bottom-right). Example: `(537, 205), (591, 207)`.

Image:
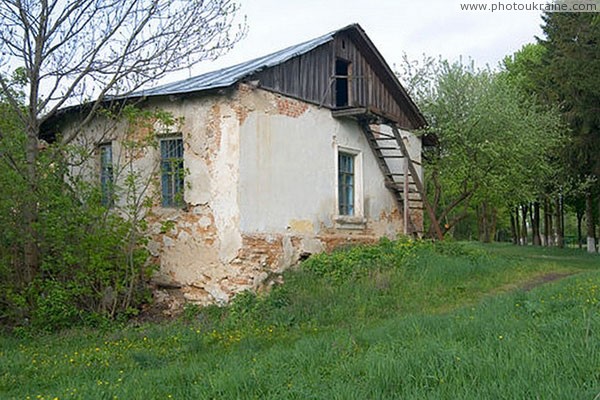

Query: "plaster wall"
(238, 89), (405, 238)
(139, 94), (244, 304)
(64, 84), (422, 307)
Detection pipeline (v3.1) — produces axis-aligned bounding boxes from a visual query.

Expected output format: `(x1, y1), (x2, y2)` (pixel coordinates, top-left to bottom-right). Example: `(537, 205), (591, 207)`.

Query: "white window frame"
(334, 144), (365, 228)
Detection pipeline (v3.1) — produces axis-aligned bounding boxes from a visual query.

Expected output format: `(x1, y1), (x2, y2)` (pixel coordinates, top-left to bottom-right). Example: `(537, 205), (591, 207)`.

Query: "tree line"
(400, 12), (599, 252)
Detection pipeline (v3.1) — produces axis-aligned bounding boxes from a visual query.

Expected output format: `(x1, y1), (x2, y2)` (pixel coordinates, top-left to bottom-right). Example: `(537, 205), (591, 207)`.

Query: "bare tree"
(0, 0), (246, 281)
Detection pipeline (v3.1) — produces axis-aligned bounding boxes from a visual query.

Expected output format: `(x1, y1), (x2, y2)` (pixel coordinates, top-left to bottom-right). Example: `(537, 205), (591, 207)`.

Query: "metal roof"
(133, 25), (357, 98)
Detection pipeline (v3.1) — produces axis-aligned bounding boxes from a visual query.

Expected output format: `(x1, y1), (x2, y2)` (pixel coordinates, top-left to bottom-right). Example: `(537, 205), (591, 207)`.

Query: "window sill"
(334, 215), (366, 230)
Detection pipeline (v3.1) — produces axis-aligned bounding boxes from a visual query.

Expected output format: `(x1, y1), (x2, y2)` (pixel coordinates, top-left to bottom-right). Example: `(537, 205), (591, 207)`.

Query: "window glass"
(338, 152), (354, 215)
(160, 137), (184, 207)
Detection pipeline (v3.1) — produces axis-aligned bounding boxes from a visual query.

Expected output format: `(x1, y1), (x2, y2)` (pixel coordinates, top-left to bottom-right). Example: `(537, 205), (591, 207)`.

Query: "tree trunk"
(490, 206), (497, 242)
(22, 129), (40, 285)
(478, 201), (494, 243)
(576, 209), (584, 250)
(477, 203), (485, 242)
(528, 202), (534, 232)
(542, 200), (550, 246)
(585, 192), (596, 253)
(429, 188), (474, 239)
(555, 195), (564, 248)
(547, 200), (554, 246)
(514, 206), (521, 245)
(521, 204), (528, 246)
(510, 208), (518, 245)
(532, 201), (541, 246)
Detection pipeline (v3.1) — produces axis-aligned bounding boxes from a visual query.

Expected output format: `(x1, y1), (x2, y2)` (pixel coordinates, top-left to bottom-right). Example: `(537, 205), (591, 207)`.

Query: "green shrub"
(0, 141), (154, 332)
(0, 105), (179, 333)
(301, 238), (420, 284)
(30, 280), (81, 331)
(429, 240), (490, 262)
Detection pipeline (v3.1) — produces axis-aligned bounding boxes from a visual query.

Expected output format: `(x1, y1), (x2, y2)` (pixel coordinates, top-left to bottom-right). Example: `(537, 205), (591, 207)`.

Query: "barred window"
(160, 137), (184, 207)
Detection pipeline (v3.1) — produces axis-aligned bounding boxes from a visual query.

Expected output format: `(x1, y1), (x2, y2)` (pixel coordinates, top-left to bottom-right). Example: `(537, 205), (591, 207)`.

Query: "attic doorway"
(335, 58), (351, 107)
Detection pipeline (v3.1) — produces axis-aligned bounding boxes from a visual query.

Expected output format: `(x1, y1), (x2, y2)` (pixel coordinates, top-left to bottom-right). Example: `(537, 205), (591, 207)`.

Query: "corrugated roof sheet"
(133, 25), (355, 98)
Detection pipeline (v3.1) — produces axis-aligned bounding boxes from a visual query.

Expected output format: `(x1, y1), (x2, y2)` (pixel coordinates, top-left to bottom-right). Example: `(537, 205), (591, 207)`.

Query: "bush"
(301, 238), (420, 284)
(30, 280), (81, 331)
(0, 105), (184, 332)
(0, 140), (154, 332)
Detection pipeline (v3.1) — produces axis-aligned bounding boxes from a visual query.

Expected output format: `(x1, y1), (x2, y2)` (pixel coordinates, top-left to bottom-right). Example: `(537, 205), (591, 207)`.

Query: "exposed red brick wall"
(276, 97), (309, 118)
(236, 234), (285, 270)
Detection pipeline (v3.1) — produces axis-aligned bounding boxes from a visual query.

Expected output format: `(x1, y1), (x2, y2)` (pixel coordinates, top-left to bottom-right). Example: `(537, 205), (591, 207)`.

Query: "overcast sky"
(174, 0), (546, 82)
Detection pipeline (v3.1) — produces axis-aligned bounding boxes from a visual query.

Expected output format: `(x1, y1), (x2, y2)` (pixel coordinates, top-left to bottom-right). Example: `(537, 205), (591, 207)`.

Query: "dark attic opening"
(335, 58), (350, 107)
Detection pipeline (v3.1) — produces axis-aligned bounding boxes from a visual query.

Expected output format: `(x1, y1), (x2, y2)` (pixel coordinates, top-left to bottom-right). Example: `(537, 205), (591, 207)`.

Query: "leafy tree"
(502, 43), (547, 96)
(399, 57), (564, 241)
(502, 43), (568, 247)
(0, 0), (246, 283)
(537, 12), (600, 253)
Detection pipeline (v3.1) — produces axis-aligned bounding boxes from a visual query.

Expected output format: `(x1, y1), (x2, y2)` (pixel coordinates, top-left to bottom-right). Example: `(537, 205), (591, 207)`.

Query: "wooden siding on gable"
(333, 32), (414, 128)
(251, 31), (420, 129)
(252, 43), (334, 108)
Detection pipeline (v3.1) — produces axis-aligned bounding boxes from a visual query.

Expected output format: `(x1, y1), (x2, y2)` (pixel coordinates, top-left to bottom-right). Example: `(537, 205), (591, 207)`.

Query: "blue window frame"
(99, 143), (113, 206)
(160, 137), (184, 207)
(338, 152), (355, 215)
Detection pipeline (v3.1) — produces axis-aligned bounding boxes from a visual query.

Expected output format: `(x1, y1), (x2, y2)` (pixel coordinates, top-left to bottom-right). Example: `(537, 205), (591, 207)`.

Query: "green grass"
(1, 240), (599, 399)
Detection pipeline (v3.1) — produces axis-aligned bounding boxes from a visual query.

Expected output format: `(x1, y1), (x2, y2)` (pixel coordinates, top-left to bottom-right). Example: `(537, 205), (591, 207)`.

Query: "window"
(160, 137), (184, 207)
(335, 58), (350, 107)
(338, 152), (355, 215)
(99, 143), (113, 206)
(335, 146), (364, 226)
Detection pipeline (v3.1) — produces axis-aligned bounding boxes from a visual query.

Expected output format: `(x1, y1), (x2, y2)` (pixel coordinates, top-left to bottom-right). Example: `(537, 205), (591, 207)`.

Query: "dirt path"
(520, 271), (579, 292)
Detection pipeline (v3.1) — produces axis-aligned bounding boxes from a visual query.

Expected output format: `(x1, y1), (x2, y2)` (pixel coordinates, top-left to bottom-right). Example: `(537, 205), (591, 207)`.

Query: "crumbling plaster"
(69, 83), (422, 306)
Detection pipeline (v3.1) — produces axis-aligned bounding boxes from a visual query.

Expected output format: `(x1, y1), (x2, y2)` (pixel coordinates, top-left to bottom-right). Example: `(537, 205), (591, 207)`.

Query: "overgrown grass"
(1, 240), (599, 399)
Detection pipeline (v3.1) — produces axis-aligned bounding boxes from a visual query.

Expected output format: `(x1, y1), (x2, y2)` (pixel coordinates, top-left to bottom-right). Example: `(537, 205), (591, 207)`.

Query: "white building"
(47, 24), (432, 306)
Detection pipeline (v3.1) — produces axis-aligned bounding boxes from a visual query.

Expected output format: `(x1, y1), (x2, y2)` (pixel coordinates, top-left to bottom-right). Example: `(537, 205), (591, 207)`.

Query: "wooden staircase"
(358, 119), (443, 240)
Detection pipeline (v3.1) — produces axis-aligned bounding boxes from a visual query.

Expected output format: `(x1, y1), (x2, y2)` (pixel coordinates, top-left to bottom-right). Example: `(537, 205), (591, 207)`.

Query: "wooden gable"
(249, 25), (425, 130)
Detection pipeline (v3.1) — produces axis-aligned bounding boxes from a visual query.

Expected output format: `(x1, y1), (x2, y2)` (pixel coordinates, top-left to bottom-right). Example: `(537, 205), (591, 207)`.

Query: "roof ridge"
(133, 23), (361, 98)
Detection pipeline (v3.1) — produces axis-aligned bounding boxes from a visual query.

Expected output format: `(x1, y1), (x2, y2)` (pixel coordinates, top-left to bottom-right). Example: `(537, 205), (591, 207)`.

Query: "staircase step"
(369, 130), (395, 139)
(385, 182), (419, 192)
(388, 183), (418, 189)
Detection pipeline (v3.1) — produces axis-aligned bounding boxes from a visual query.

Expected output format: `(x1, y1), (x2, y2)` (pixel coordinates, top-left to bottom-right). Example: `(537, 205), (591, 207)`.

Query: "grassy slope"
(1, 241), (599, 399)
